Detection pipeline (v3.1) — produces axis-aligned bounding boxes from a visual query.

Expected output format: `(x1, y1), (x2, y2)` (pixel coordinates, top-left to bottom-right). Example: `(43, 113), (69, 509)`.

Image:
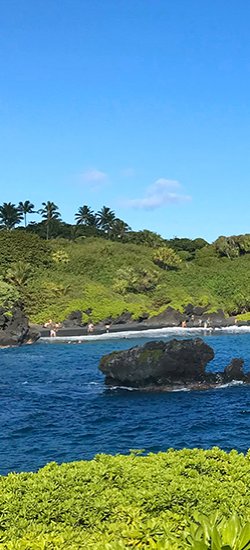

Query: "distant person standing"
(87, 322), (94, 334)
(49, 322), (57, 337)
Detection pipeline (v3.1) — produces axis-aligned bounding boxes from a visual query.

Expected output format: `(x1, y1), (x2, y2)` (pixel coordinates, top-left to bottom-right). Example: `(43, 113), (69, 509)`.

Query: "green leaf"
(238, 523), (250, 550)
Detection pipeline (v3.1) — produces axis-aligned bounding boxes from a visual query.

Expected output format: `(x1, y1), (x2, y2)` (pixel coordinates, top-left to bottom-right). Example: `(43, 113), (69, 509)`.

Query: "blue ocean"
(1, 329), (250, 476)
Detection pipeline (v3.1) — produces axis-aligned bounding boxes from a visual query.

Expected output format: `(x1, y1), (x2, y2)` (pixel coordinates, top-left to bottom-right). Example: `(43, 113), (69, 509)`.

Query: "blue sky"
(1, 0), (250, 241)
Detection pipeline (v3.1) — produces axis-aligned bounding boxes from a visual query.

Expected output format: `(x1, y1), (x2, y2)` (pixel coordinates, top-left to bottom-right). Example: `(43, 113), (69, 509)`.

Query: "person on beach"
(181, 320), (187, 328)
(48, 320), (59, 337)
(87, 322), (94, 334)
(105, 324), (111, 333)
(44, 319), (53, 328)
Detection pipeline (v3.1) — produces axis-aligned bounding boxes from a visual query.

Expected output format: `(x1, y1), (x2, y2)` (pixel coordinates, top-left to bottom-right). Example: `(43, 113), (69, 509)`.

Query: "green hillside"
(0, 229), (249, 324)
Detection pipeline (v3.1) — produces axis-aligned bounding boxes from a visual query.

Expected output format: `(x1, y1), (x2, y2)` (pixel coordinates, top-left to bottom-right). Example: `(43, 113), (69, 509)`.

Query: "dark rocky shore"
(2, 304), (249, 347)
(38, 305), (250, 338)
(0, 304), (40, 348)
(99, 338), (249, 391)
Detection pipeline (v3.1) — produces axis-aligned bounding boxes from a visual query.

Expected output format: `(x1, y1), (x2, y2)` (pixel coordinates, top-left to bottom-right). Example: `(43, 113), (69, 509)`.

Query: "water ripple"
(0, 332), (249, 475)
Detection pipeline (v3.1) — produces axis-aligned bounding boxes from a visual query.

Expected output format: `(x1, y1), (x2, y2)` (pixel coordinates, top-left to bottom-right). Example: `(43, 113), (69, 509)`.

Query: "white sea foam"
(214, 326), (250, 333)
(109, 385), (139, 391)
(215, 380), (244, 389)
(40, 324), (250, 343)
(172, 387), (191, 392)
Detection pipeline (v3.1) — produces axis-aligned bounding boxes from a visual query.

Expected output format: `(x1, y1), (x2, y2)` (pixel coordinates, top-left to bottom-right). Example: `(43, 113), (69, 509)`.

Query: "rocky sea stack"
(99, 338), (249, 390)
(0, 303), (40, 348)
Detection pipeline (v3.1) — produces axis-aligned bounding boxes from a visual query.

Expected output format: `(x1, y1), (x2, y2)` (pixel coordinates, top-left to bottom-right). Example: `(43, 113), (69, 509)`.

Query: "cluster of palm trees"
(0, 201), (131, 240)
(0, 201), (35, 230)
(74, 205), (131, 237)
(0, 201), (60, 239)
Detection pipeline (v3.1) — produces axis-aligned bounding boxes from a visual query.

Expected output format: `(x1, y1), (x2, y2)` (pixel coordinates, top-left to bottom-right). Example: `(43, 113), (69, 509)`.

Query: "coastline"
(38, 322), (250, 342)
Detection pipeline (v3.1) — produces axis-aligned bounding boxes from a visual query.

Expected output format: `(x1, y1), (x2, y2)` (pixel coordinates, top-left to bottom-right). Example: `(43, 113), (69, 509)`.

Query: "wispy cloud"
(122, 178), (191, 210)
(80, 169), (108, 184)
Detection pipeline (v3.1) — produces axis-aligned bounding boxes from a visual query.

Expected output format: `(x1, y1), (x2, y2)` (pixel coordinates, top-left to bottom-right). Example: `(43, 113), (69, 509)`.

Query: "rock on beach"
(0, 304), (40, 348)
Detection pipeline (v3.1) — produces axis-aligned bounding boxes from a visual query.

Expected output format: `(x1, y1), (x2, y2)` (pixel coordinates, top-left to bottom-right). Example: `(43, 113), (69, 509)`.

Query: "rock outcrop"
(184, 303), (208, 317)
(145, 307), (186, 327)
(0, 304), (40, 348)
(143, 305), (236, 328)
(63, 310), (83, 327)
(99, 338), (214, 387)
(100, 312), (134, 326)
(223, 358), (246, 381)
(99, 338), (249, 390)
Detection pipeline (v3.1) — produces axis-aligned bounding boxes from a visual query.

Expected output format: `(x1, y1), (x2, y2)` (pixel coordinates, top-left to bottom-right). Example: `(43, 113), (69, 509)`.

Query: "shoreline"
(104, 379), (247, 392)
(38, 322), (250, 342)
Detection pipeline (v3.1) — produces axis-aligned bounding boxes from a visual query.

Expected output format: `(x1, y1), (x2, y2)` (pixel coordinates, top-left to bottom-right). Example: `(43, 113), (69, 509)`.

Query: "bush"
(30, 281), (152, 324)
(153, 246), (182, 270)
(113, 267), (159, 294)
(0, 449), (250, 548)
(0, 230), (51, 269)
(0, 279), (19, 307)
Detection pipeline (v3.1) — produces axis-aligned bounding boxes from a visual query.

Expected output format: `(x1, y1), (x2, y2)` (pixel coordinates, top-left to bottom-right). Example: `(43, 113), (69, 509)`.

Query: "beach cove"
(1, 328), (250, 476)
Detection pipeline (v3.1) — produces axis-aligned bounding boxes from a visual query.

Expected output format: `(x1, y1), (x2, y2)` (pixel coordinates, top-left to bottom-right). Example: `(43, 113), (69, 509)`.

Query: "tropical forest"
(0, 200), (249, 325)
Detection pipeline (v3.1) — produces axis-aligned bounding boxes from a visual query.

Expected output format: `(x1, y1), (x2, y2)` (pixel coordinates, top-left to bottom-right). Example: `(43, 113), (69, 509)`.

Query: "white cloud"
(148, 178), (181, 193)
(80, 169), (108, 183)
(123, 178), (191, 210)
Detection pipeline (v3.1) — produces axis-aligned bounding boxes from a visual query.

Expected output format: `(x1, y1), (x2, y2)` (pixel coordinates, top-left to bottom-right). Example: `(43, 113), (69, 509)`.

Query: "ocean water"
(0, 329), (250, 476)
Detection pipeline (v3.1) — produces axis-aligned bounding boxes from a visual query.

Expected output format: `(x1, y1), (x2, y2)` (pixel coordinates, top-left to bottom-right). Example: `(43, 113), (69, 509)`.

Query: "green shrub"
(237, 312), (250, 321)
(0, 449), (250, 549)
(30, 281), (152, 324)
(0, 230), (51, 269)
(153, 246), (182, 270)
(51, 250), (70, 264)
(186, 512), (250, 549)
(0, 279), (19, 308)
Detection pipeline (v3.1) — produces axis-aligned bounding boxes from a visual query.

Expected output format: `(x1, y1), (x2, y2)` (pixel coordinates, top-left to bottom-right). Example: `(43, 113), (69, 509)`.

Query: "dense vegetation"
(0, 204), (249, 323)
(1, 204), (250, 549)
(0, 448), (249, 548)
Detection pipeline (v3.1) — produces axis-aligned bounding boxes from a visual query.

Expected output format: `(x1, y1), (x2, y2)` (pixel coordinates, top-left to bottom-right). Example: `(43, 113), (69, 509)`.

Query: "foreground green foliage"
(0, 449), (250, 549)
(187, 512), (250, 549)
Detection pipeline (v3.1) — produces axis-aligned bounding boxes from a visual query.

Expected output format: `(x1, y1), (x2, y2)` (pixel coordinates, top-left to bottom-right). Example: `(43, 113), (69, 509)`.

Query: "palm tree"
(39, 201), (61, 240)
(5, 261), (32, 287)
(75, 205), (97, 226)
(51, 283), (72, 297)
(96, 206), (116, 234)
(110, 218), (131, 239)
(18, 201), (35, 227)
(0, 202), (23, 230)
